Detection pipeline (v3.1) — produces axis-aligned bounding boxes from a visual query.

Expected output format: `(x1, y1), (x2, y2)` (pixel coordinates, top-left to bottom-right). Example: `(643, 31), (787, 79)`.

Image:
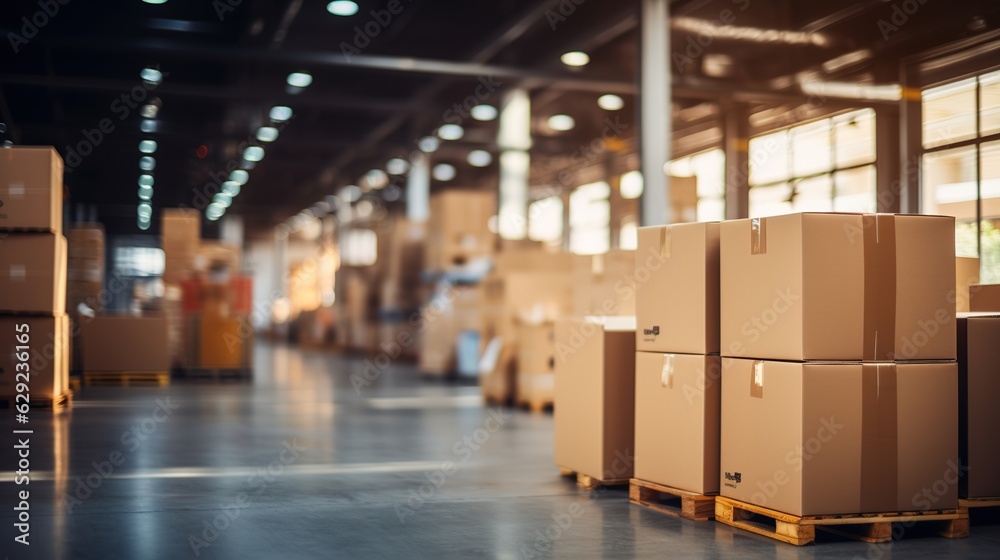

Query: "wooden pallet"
(629, 479), (717, 521)
(559, 467), (630, 490)
(517, 399), (553, 414)
(715, 496), (969, 545)
(960, 497), (1000, 510)
(0, 392), (72, 411)
(83, 371), (170, 387)
(173, 367), (252, 382)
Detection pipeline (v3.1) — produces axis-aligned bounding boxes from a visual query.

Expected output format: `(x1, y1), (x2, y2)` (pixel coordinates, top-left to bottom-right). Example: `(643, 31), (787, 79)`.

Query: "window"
(340, 229), (378, 266)
(619, 216), (638, 250)
(569, 181), (610, 255)
(115, 247), (164, 277)
(921, 70), (1000, 282)
(749, 109), (876, 217)
(528, 196), (563, 243)
(666, 148), (725, 222)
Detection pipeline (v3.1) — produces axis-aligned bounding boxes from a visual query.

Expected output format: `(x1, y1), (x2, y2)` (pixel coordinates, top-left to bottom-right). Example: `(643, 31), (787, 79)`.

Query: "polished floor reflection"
(2, 341), (999, 559)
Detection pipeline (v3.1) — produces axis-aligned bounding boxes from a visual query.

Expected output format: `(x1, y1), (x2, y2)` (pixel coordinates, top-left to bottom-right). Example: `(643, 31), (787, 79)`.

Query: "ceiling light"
(137, 203), (152, 218)
(269, 106), (293, 122)
(138, 217), (150, 230)
(471, 105), (498, 121)
(355, 200), (374, 218)
(140, 100), (160, 119)
(138, 185), (153, 201)
(286, 72), (313, 88)
(206, 202), (225, 219)
(341, 185), (362, 202)
(672, 17), (827, 46)
(257, 126), (279, 142)
(138, 174), (154, 188)
(140, 67), (162, 85)
(597, 94), (624, 111)
(437, 124), (464, 140)
(547, 114), (575, 132)
(222, 181), (241, 197)
(229, 170), (249, 185)
(327, 1), (359, 16)
(214, 193), (232, 208)
(383, 185), (401, 202)
(140, 119), (157, 133)
(364, 169), (389, 190)
(139, 156), (156, 170)
(243, 146), (265, 162)
(467, 150), (492, 167)
(386, 158), (409, 175)
(432, 163), (456, 181)
(560, 51), (590, 67)
(418, 136), (440, 153)
(142, 0), (168, 4)
(139, 140), (157, 153)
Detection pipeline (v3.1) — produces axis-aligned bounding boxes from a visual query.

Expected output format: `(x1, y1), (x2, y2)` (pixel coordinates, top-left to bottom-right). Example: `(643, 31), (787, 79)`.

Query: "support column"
(875, 106), (902, 213)
(498, 88), (531, 239)
(723, 102), (750, 219)
(406, 152), (430, 223)
(639, 0), (670, 226)
(899, 67), (922, 214)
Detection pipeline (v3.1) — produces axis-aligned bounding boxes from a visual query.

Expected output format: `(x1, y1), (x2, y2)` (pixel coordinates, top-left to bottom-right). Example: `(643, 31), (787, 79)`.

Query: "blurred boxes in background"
(956, 257), (980, 312)
(0, 233), (67, 314)
(67, 223), (105, 314)
(969, 284), (1000, 312)
(0, 315), (69, 400)
(572, 250), (636, 317)
(161, 209), (200, 284)
(516, 320), (556, 411)
(0, 146), (63, 233)
(958, 313), (1000, 498)
(426, 190), (495, 270)
(80, 316), (170, 372)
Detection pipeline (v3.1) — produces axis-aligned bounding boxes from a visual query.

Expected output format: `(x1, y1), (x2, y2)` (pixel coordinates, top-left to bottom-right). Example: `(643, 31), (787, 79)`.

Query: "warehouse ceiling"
(2, 0), (1000, 237)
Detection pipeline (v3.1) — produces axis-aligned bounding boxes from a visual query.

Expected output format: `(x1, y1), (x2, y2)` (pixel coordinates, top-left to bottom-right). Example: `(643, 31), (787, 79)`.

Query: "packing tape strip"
(750, 360), (764, 398)
(660, 227), (671, 259)
(751, 218), (766, 255)
(660, 354), (674, 388)
(860, 363), (898, 512)
(591, 254), (605, 276)
(862, 214), (897, 361)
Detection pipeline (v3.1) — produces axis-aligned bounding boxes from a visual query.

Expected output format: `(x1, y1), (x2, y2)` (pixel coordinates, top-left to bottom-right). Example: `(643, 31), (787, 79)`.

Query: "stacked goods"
(418, 283), (482, 376)
(955, 257), (980, 312)
(515, 320), (556, 412)
(341, 267), (376, 353)
(969, 284), (1000, 311)
(380, 219), (427, 357)
(632, 222), (722, 502)
(0, 147), (70, 404)
(957, 313), (1000, 499)
(426, 190), (495, 270)
(79, 316), (170, 373)
(718, 213), (959, 519)
(66, 223), (105, 314)
(196, 241), (241, 277)
(573, 249), (636, 316)
(161, 209), (200, 284)
(179, 276), (253, 370)
(554, 316), (636, 487)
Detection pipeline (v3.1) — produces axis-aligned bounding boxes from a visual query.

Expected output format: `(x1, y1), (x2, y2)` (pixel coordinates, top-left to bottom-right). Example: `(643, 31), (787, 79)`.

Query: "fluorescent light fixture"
(432, 163), (456, 182)
(418, 136), (440, 153)
(138, 185), (153, 201)
(437, 124), (464, 140)
(243, 146), (265, 162)
(467, 150), (492, 167)
(560, 51), (590, 67)
(800, 81), (901, 101)
(269, 106), (293, 122)
(206, 202), (225, 220)
(140, 67), (162, 85)
(620, 170), (644, 200)
(286, 72), (313, 88)
(138, 174), (154, 188)
(547, 114), (575, 132)
(386, 158), (409, 175)
(222, 181), (241, 197)
(139, 156), (156, 170)
(597, 94), (624, 111)
(214, 193), (232, 208)
(139, 140), (157, 153)
(672, 17), (828, 46)
(140, 119), (157, 133)
(327, 1), (359, 16)
(257, 126), (279, 142)
(137, 203), (152, 218)
(341, 185), (362, 202)
(229, 170), (249, 185)
(142, 0), (168, 4)
(140, 104), (159, 119)
(138, 217), (150, 230)
(821, 49), (873, 74)
(364, 169), (389, 190)
(471, 104), (498, 121)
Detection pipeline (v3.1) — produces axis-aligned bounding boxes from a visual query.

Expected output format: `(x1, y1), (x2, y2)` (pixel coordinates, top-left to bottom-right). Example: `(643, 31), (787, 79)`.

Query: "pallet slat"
(629, 479), (716, 521)
(0, 392), (72, 411)
(173, 368), (252, 382)
(83, 371), (170, 387)
(558, 467), (629, 490)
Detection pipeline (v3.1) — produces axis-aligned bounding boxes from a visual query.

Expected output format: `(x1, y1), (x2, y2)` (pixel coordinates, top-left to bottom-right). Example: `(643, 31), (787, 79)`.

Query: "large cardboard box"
(426, 190), (495, 270)
(720, 358), (958, 516)
(0, 233), (67, 314)
(67, 224), (105, 313)
(0, 146), (63, 233)
(0, 314), (68, 399)
(496, 248), (575, 275)
(636, 223), (720, 354)
(161, 209), (200, 284)
(80, 316), (170, 371)
(200, 314), (245, 368)
(957, 313), (1000, 498)
(969, 284), (1000, 312)
(554, 317), (636, 480)
(572, 250), (637, 316)
(720, 213), (956, 362)
(955, 257), (980, 313)
(635, 352), (721, 494)
(517, 321), (555, 375)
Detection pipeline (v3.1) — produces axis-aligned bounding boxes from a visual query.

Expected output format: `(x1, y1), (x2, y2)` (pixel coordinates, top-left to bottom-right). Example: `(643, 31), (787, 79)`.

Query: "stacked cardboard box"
(515, 320), (556, 410)
(719, 213), (958, 516)
(178, 276), (253, 370)
(161, 209), (200, 284)
(955, 257), (980, 313)
(633, 222), (721, 495)
(79, 316), (170, 372)
(572, 249), (637, 316)
(0, 147), (70, 402)
(426, 190), (495, 270)
(969, 284), (1000, 312)
(66, 223), (105, 314)
(419, 284), (482, 376)
(957, 313), (1000, 499)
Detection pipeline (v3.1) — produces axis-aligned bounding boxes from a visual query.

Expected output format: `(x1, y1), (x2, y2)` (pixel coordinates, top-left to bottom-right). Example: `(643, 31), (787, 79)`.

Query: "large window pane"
(923, 78), (977, 149)
(749, 183), (793, 217)
(982, 141), (1000, 282)
(528, 196), (563, 243)
(792, 175), (833, 212)
(834, 165), (877, 212)
(791, 120), (833, 177)
(922, 146), (978, 257)
(570, 182), (610, 255)
(834, 109), (876, 168)
(980, 70), (1000, 137)
(749, 131), (789, 186)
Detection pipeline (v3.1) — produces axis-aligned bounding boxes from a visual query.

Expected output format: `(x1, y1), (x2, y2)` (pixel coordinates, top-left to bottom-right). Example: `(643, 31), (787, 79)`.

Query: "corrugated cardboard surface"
(200, 314), (245, 368)
(554, 318), (635, 480)
(635, 352), (721, 494)
(721, 358), (957, 516)
(80, 316), (170, 371)
(572, 250), (637, 317)
(0, 314), (68, 398)
(0, 146), (63, 233)
(720, 213), (955, 362)
(0, 233), (67, 314)
(969, 284), (1000, 312)
(955, 257), (980, 313)
(636, 223), (719, 354)
(517, 321), (555, 374)
(958, 314), (1000, 498)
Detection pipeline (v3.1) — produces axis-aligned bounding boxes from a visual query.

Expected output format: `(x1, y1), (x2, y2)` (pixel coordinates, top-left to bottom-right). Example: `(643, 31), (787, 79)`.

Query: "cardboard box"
(0, 233), (67, 314)
(517, 321), (555, 374)
(634, 352), (721, 494)
(0, 314), (68, 399)
(720, 358), (958, 516)
(636, 223), (720, 354)
(572, 250), (637, 317)
(554, 317), (636, 480)
(0, 146), (63, 233)
(200, 314), (246, 368)
(956, 257), (980, 313)
(720, 213), (956, 362)
(161, 209), (200, 284)
(80, 316), (170, 371)
(969, 284), (1000, 312)
(516, 371), (554, 407)
(957, 313), (1000, 498)
(426, 190), (495, 270)
(496, 248), (575, 275)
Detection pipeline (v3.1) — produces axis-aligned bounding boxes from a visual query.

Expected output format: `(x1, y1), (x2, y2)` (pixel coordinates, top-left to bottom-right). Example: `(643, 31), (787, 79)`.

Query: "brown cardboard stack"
(572, 249), (637, 316)
(426, 190), (495, 270)
(957, 313), (1000, 499)
(554, 316), (636, 482)
(79, 316), (170, 372)
(418, 284), (482, 375)
(66, 223), (105, 314)
(633, 222), (721, 495)
(955, 257), (980, 313)
(161, 209), (200, 284)
(0, 147), (70, 402)
(719, 213), (959, 516)
(969, 284), (1000, 312)
(515, 320), (556, 410)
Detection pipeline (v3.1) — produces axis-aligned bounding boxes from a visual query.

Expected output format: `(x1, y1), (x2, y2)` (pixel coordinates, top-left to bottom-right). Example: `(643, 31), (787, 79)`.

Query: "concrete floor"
(2, 341), (999, 559)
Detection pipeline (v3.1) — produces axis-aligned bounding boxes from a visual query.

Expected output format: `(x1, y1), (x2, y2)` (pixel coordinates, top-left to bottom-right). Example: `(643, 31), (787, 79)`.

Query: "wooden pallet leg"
(683, 496), (716, 521)
(577, 474), (599, 490)
(935, 513), (970, 538)
(559, 467), (574, 477)
(775, 520), (814, 545)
